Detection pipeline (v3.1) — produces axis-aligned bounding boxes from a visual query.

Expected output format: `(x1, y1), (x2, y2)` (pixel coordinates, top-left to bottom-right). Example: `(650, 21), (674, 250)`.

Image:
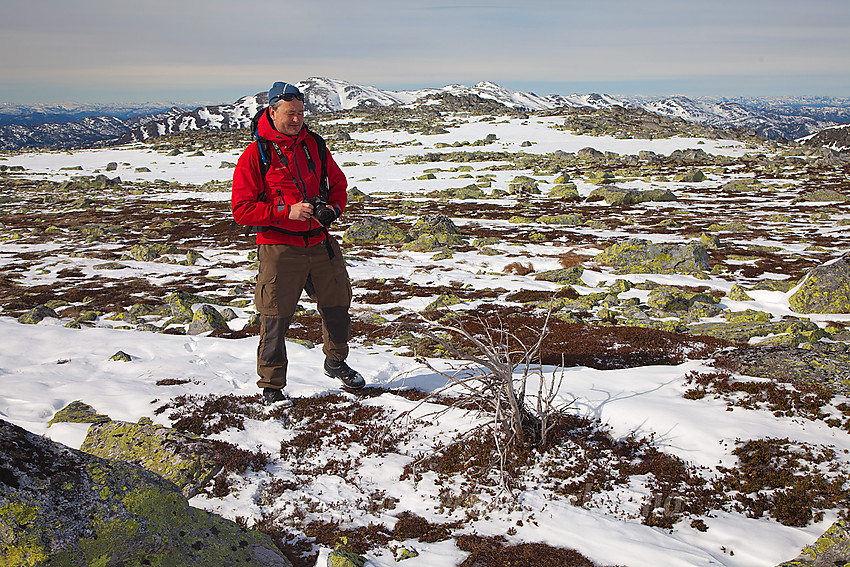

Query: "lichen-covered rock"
(48, 401), (111, 427)
(0, 418), (291, 567)
(425, 293), (463, 311)
(80, 419), (221, 499)
(792, 188), (850, 203)
(508, 175), (540, 194)
(728, 284), (754, 301)
(586, 186), (676, 205)
(127, 242), (178, 262)
(673, 169), (706, 182)
(777, 519), (850, 566)
(347, 186), (372, 202)
(721, 178), (763, 192)
(536, 213), (584, 225)
(343, 216), (410, 245)
(549, 183), (580, 200)
(722, 342), (850, 394)
(789, 252), (850, 314)
(408, 214), (462, 239)
(533, 267), (585, 285)
(188, 304), (230, 335)
(647, 288), (716, 313)
(17, 305), (58, 325)
(593, 238), (710, 275)
(109, 350), (133, 362)
(327, 548), (367, 567)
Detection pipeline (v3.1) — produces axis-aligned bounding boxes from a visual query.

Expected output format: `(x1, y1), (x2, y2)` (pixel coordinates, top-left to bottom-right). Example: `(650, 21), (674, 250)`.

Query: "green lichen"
(48, 401), (111, 427)
(0, 501), (48, 566)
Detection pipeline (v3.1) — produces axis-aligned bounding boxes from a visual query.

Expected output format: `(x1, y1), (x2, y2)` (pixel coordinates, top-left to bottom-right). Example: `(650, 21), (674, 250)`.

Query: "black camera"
(305, 196), (337, 227)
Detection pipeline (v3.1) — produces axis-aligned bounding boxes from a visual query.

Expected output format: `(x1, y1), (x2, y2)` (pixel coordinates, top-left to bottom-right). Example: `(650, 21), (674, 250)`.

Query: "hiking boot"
(262, 388), (293, 408)
(323, 358), (365, 390)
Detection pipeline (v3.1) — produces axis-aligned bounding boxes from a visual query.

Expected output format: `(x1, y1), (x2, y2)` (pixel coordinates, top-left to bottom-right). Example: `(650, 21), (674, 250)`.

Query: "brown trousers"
(254, 237), (352, 389)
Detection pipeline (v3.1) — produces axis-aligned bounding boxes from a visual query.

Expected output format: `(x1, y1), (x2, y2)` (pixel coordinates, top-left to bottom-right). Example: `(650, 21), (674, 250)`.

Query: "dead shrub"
(503, 261), (534, 275)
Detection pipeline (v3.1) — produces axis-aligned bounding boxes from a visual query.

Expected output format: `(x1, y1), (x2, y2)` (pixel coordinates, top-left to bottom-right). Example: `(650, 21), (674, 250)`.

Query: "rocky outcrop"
(778, 519), (850, 566)
(402, 214), (467, 252)
(586, 186), (677, 205)
(342, 216), (410, 245)
(0, 418), (291, 566)
(593, 238), (710, 275)
(789, 252), (850, 314)
(80, 418), (222, 498)
(719, 342), (850, 394)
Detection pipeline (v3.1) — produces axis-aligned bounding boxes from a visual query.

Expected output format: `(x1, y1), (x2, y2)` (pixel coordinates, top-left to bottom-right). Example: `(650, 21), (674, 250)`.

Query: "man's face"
(269, 99), (305, 137)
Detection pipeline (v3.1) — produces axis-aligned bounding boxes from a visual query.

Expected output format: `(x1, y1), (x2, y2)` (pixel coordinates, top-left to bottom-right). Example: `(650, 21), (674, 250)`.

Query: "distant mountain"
(0, 102), (192, 126)
(0, 116), (128, 151)
(3, 78), (849, 150)
(803, 124), (850, 152)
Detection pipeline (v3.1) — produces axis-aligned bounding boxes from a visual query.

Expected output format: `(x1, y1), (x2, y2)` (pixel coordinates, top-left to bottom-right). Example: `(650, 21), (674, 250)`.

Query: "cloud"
(1, 0), (848, 102)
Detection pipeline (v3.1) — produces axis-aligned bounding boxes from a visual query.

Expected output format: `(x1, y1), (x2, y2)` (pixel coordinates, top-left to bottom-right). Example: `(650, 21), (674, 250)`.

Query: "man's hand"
(288, 201), (314, 222)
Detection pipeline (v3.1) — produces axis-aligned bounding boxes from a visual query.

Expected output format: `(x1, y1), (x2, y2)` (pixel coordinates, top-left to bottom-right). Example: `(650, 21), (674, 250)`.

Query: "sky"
(2, 0), (849, 105)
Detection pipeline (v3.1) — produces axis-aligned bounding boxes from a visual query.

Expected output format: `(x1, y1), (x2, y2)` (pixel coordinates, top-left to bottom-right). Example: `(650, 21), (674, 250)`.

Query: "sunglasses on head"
(272, 92), (304, 103)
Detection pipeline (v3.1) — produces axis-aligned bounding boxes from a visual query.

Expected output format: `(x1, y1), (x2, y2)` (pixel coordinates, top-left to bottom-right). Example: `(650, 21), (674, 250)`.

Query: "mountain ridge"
(2, 78), (849, 151)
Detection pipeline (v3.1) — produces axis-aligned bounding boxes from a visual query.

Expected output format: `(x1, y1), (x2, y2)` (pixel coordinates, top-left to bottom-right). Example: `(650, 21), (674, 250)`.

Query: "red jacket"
(231, 109), (348, 246)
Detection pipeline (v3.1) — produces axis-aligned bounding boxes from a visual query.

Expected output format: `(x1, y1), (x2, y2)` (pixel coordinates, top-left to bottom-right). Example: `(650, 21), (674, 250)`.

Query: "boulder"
(17, 305), (58, 325)
(777, 519), (850, 566)
(586, 186), (676, 205)
(408, 214), (462, 239)
(342, 217), (410, 245)
(593, 238), (710, 275)
(534, 267), (585, 285)
(80, 418), (221, 498)
(548, 183), (580, 200)
(0, 418), (291, 567)
(789, 252), (850, 314)
(793, 189), (850, 203)
(188, 304), (230, 335)
(48, 401), (111, 427)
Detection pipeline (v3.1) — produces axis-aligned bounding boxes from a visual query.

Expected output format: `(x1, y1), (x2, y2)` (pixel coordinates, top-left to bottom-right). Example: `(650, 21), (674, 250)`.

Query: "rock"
(728, 284), (754, 301)
(586, 186), (676, 205)
(548, 183), (580, 200)
(673, 169), (706, 182)
(577, 147), (604, 160)
(648, 289), (697, 313)
(508, 175), (539, 194)
(127, 242), (178, 262)
(721, 342), (850, 394)
(536, 213), (584, 225)
(408, 214), (462, 239)
(342, 216), (410, 245)
(17, 305), (58, 325)
(721, 178), (762, 192)
(593, 238), (710, 275)
(0, 419), (291, 566)
(106, 162), (118, 171)
(327, 548), (367, 567)
(188, 304), (230, 335)
(425, 294), (463, 311)
(80, 419), (222, 498)
(347, 186), (372, 202)
(534, 267), (585, 285)
(109, 350), (133, 362)
(777, 519), (850, 566)
(48, 401), (111, 427)
(793, 189), (849, 203)
(789, 252), (850, 314)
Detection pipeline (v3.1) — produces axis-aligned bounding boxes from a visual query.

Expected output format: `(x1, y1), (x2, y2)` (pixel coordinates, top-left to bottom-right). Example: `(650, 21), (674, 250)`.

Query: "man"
(232, 81), (364, 406)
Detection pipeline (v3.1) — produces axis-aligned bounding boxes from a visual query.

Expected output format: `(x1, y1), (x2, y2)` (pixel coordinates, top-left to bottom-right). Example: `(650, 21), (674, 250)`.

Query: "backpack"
(230, 107), (330, 240)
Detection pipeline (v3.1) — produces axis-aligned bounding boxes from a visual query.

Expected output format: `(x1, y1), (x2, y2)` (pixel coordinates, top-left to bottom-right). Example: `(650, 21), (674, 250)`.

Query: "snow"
(1, 115), (847, 566)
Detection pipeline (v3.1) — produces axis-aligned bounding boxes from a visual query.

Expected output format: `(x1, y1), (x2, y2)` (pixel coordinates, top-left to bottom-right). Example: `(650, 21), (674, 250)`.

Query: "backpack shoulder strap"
(306, 129), (329, 196)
